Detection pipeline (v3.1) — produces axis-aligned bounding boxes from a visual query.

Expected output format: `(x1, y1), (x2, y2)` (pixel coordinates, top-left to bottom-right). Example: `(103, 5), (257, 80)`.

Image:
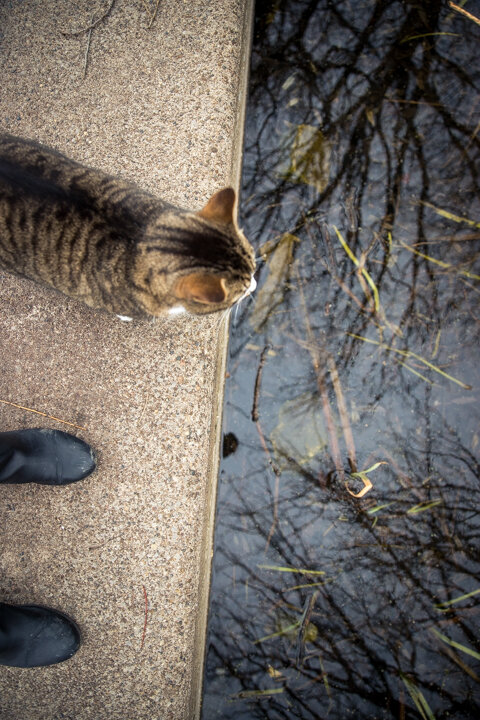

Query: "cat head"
(134, 188), (256, 316)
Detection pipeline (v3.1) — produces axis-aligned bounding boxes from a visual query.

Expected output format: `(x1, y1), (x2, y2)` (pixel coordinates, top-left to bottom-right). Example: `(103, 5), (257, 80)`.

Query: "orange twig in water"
(0, 399), (87, 431)
(141, 585), (148, 650)
(449, 1), (480, 26)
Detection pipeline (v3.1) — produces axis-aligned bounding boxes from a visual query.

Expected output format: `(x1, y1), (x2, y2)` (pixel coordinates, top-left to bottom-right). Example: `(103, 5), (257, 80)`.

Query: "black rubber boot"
(0, 602), (81, 667)
(0, 428), (96, 485)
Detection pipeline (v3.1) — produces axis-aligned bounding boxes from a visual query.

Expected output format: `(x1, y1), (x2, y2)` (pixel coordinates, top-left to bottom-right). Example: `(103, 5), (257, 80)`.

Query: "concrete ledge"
(0, 1), (253, 717)
(189, 4), (255, 716)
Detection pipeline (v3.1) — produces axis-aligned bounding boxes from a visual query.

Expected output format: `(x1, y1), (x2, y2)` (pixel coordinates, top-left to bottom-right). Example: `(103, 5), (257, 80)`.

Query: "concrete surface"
(0, 1), (253, 718)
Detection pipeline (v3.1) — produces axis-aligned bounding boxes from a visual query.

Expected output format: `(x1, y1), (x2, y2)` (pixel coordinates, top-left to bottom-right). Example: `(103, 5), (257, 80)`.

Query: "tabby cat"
(0, 134), (256, 319)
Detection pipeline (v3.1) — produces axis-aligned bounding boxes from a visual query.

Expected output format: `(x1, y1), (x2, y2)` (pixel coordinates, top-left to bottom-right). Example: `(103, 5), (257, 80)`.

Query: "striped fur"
(0, 135), (255, 318)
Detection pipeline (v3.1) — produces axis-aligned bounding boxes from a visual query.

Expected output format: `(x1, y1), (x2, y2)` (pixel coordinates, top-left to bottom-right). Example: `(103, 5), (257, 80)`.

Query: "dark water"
(202, 1), (480, 718)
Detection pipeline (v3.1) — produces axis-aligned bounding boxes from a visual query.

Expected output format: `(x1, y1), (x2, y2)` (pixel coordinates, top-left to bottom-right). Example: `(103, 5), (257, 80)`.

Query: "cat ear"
(197, 188), (235, 225)
(174, 273), (227, 304)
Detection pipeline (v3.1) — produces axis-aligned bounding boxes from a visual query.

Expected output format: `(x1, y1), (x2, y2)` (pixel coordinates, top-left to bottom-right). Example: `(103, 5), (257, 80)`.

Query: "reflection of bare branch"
(296, 590), (319, 667)
(294, 261), (361, 478)
(204, 1), (480, 715)
(294, 261), (345, 482)
(326, 354), (357, 473)
(252, 345), (270, 421)
(250, 345), (282, 551)
(255, 420), (281, 553)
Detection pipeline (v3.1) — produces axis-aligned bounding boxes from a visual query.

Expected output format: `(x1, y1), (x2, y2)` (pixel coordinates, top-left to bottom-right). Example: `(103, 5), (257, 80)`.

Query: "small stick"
(137, 394), (149, 426)
(0, 399), (87, 431)
(449, 1), (480, 26)
(140, 0), (153, 21)
(143, 0), (162, 29)
(61, 0), (116, 37)
(83, 20), (94, 79)
(148, 1), (162, 29)
(140, 585), (148, 650)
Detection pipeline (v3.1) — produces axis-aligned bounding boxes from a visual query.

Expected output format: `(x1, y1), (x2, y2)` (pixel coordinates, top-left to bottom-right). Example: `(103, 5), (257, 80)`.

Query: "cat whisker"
(212, 306), (231, 331)
(233, 301), (241, 325)
(231, 282), (257, 327)
(222, 307), (232, 325)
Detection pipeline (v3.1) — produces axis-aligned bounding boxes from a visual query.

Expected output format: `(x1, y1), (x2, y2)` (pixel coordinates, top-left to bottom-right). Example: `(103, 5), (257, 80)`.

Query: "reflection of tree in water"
(202, 1), (480, 719)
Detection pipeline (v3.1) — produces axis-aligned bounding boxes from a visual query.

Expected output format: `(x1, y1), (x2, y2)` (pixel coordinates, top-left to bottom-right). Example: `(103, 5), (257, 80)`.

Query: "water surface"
(203, 1), (480, 718)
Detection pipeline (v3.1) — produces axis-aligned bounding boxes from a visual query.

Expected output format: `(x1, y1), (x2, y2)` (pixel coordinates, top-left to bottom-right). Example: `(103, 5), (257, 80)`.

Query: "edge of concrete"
(188, 0), (255, 716)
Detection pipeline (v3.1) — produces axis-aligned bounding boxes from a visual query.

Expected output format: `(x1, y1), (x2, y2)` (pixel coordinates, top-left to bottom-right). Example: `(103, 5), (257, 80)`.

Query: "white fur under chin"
(168, 305), (186, 317)
(116, 282), (255, 322)
(239, 275), (257, 302)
